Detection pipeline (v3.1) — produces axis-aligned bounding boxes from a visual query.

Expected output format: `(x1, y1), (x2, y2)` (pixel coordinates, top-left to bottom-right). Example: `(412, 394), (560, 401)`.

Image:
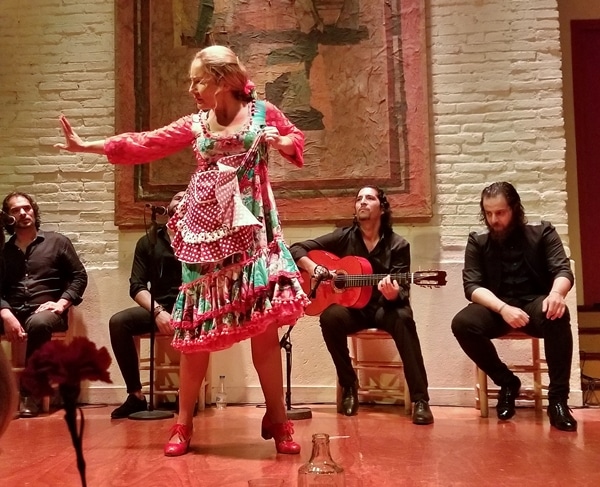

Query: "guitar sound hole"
(333, 276), (347, 289)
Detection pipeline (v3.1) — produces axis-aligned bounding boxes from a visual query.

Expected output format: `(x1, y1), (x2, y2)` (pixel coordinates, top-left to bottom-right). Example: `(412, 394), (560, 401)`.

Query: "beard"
(488, 219), (517, 243)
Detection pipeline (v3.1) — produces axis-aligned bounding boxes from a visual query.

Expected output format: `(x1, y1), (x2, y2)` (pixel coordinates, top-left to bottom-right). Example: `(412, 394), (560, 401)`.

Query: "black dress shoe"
(19, 396), (40, 418)
(338, 383), (359, 416)
(412, 400), (434, 425)
(547, 401), (577, 432)
(496, 376), (521, 420)
(111, 394), (148, 419)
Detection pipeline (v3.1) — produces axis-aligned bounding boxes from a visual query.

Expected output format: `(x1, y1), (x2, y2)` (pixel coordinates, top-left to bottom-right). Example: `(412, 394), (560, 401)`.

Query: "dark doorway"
(571, 19), (600, 308)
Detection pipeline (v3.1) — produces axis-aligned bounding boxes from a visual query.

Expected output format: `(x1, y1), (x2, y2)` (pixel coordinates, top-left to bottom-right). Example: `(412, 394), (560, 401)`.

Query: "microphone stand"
(277, 271), (330, 420)
(130, 207), (174, 421)
(280, 326), (312, 420)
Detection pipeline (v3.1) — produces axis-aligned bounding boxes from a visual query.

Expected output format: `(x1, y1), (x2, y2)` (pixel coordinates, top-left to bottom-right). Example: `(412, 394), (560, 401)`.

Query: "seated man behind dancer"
(1, 191), (88, 417)
(451, 182), (577, 431)
(290, 185), (433, 424)
(109, 192), (184, 419)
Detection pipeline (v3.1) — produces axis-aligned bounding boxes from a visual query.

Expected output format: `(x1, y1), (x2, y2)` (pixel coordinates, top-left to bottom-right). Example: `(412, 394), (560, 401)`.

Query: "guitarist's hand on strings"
(307, 264), (333, 299)
(312, 265), (333, 281)
(378, 275), (402, 301)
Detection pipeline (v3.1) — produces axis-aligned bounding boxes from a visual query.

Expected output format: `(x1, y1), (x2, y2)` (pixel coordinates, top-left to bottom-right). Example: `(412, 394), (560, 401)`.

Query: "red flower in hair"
(244, 80), (256, 97)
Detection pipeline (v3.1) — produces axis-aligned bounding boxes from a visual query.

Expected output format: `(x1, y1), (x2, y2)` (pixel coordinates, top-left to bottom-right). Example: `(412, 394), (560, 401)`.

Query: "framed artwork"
(114, 0), (431, 226)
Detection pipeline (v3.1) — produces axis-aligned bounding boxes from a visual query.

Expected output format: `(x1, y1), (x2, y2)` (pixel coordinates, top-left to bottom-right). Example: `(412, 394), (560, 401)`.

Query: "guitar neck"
(338, 273), (411, 287)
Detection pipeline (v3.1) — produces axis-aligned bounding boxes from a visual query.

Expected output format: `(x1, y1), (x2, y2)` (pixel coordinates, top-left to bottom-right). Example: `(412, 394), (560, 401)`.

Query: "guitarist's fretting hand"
(378, 275), (402, 301)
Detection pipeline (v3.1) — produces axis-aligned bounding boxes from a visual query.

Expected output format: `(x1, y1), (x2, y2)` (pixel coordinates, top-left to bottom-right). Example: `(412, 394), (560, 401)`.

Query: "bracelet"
(153, 305), (165, 318)
(498, 303), (506, 313)
(550, 290), (564, 298)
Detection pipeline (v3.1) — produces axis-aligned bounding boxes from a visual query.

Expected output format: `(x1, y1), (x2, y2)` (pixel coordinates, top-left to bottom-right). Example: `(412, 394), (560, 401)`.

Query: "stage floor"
(1, 403), (599, 486)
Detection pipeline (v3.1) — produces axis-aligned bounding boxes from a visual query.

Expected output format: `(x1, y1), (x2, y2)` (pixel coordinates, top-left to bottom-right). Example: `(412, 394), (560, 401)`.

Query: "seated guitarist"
(290, 185), (434, 424)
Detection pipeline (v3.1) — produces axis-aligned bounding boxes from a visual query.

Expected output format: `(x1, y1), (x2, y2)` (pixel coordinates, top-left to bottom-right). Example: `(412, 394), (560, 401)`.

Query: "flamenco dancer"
(56, 45), (309, 456)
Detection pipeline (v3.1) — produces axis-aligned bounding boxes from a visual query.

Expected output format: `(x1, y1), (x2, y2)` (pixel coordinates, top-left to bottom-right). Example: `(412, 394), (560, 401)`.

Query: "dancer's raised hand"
(54, 114), (105, 154)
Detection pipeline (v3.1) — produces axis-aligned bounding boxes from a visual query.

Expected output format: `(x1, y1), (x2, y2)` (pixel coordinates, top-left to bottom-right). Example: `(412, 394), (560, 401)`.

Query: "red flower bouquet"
(21, 337), (112, 487)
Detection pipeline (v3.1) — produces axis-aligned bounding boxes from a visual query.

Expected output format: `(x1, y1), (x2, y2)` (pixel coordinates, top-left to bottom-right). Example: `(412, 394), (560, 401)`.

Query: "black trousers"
(1, 309), (67, 395)
(109, 307), (157, 394)
(451, 296), (573, 402)
(21, 310), (67, 359)
(319, 303), (430, 402)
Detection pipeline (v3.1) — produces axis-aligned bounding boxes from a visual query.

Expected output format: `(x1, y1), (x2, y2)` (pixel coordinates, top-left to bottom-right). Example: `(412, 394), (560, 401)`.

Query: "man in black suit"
(109, 192), (184, 419)
(290, 185), (433, 425)
(451, 182), (577, 431)
(1, 192), (88, 417)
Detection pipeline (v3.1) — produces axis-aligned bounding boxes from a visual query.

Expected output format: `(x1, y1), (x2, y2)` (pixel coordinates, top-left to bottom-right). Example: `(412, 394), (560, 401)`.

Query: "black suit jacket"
(462, 221), (574, 302)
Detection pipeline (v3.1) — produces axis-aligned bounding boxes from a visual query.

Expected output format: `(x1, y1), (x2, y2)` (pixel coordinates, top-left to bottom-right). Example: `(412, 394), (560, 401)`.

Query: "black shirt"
(129, 226), (181, 309)
(496, 234), (538, 300)
(1, 230), (88, 313)
(462, 221), (574, 303)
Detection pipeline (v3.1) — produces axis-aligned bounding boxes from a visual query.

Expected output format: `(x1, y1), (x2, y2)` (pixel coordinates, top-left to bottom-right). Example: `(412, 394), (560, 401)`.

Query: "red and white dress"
(105, 100), (309, 352)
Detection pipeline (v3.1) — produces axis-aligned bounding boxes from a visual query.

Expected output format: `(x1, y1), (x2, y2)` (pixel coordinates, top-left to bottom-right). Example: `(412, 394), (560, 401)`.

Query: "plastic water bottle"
(215, 375), (227, 410)
(297, 433), (345, 486)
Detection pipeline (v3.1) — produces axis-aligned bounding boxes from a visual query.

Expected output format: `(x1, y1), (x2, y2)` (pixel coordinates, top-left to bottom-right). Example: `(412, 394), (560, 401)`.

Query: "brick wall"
(429, 0), (568, 251)
(0, 0), (117, 268)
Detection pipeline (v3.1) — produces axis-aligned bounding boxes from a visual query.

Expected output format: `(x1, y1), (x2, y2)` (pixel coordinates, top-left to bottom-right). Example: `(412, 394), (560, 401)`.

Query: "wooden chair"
(137, 333), (208, 411)
(0, 331), (69, 413)
(475, 330), (548, 418)
(342, 328), (411, 414)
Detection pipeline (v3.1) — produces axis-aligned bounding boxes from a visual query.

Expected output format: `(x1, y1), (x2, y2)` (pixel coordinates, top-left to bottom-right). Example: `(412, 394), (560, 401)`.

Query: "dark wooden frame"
(114, 0), (432, 227)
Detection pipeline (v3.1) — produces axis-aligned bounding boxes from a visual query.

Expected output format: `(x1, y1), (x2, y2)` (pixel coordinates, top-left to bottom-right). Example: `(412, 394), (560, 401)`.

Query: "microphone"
(145, 204), (168, 216)
(0, 210), (16, 226)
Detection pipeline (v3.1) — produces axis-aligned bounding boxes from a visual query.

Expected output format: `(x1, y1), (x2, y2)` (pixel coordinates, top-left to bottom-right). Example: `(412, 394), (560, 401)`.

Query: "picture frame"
(114, 0), (431, 226)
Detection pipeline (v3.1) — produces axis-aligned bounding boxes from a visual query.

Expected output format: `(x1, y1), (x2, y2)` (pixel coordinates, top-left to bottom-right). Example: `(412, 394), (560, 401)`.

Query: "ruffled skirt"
(171, 239), (309, 352)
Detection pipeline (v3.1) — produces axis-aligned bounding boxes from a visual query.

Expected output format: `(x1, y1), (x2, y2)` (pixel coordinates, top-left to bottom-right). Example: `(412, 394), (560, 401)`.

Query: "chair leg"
(197, 379), (208, 411)
(475, 335), (547, 418)
(42, 396), (51, 413)
(348, 331), (409, 411)
(403, 375), (411, 415)
(532, 339), (543, 412)
(9, 334), (67, 414)
(477, 367), (489, 418)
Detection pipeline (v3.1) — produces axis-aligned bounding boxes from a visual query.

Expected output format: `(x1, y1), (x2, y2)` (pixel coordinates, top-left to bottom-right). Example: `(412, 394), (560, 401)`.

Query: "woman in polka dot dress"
(55, 45), (309, 457)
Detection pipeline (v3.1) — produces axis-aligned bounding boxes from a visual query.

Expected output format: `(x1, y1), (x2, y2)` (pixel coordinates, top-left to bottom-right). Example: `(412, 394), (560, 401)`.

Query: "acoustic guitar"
(300, 250), (447, 316)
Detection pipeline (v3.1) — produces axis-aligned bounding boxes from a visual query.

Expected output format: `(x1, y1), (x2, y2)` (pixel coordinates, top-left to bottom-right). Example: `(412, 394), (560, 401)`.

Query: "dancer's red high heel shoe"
(164, 423), (193, 457)
(261, 415), (301, 454)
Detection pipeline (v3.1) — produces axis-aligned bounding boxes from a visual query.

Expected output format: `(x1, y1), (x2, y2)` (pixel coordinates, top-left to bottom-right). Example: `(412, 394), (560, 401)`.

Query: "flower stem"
(62, 386), (87, 487)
